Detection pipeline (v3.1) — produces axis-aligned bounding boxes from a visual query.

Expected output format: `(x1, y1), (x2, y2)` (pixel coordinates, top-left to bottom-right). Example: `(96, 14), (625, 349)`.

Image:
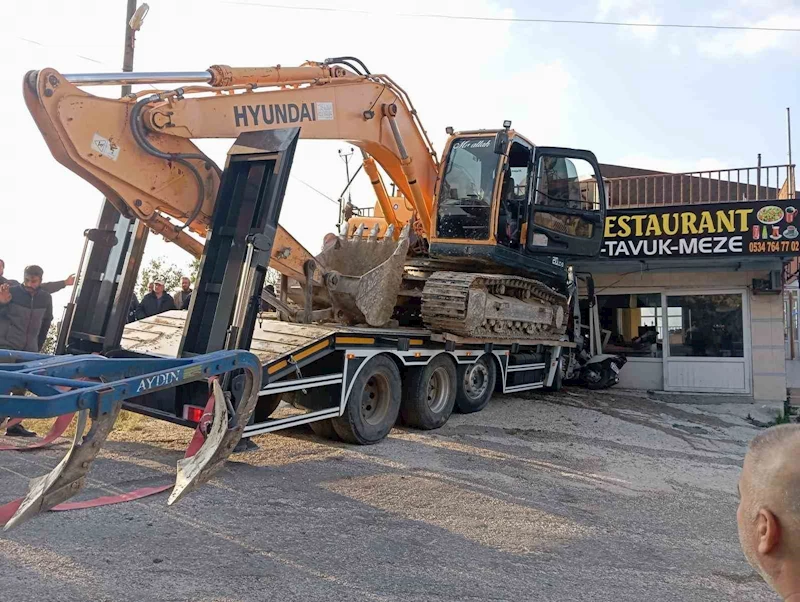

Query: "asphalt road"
(0, 388), (780, 601)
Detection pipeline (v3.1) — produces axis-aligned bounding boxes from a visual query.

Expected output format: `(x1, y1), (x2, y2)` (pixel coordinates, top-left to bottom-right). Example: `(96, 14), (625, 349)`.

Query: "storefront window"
(595, 293), (663, 358)
(640, 306), (683, 341)
(666, 294), (744, 358)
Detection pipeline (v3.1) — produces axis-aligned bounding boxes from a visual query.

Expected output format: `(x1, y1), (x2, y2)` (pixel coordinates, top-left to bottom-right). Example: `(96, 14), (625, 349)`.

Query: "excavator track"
(421, 272), (568, 339)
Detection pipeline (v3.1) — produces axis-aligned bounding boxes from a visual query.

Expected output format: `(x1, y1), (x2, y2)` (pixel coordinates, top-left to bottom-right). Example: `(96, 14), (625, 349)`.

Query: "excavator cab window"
(497, 140), (533, 248)
(526, 147), (606, 257)
(436, 137), (500, 240)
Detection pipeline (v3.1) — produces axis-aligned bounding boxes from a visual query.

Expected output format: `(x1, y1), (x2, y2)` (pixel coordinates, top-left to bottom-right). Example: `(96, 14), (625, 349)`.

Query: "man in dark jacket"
(0, 258), (75, 295)
(0, 265), (54, 437)
(128, 294), (140, 323)
(136, 280), (176, 319)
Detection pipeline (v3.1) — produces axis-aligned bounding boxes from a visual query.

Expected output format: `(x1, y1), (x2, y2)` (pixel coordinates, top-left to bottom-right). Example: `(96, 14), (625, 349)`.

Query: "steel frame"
(0, 350), (262, 420)
(241, 341), (563, 438)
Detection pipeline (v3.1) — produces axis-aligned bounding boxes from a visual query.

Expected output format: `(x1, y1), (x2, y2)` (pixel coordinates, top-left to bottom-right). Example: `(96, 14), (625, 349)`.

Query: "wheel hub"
(361, 375), (390, 425)
(463, 361), (489, 400)
(426, 366), (451, 414)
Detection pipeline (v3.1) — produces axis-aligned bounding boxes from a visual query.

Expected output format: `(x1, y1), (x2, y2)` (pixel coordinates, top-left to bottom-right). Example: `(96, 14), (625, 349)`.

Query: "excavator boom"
(24, 63), (438, 251)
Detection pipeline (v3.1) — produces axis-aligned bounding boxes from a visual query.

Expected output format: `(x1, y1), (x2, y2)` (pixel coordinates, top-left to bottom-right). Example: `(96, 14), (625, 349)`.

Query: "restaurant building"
(575, 162), (797, 401)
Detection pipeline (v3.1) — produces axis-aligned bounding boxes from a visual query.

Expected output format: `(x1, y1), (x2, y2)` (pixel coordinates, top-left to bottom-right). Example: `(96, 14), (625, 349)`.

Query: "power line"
(16, 37), (115, 68)
(291, 175), (339, 205)
(14, 36), (159, 86)
(222, 1), (800, 33)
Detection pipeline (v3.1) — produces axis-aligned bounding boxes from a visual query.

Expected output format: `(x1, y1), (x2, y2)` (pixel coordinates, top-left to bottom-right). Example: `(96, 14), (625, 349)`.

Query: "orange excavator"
(24, 57), (607, 338)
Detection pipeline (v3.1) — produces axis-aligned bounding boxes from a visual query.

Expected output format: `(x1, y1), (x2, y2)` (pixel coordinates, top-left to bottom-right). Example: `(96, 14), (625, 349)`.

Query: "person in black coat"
(135, 281), (176, 319)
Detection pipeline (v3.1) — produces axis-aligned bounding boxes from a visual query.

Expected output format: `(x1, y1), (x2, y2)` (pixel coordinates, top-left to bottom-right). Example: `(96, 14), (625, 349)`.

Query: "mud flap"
(3, 401), (122, 530)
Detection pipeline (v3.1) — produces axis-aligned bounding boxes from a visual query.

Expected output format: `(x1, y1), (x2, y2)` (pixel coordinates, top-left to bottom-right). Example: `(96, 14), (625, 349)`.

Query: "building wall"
(750, 292), (788, 401)
(589, 269), (786, 401)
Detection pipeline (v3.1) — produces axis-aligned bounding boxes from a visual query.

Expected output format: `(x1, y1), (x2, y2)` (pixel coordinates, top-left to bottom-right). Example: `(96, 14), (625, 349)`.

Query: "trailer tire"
(332, 355), (401, 445)
(309, 418), (340, 441)
(252, 394), (282, 423)
(454, 355), (496, 414)
(401, 355), (457, 430)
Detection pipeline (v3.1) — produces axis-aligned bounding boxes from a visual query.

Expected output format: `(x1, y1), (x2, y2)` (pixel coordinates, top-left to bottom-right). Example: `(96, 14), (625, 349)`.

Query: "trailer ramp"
(122, 311), (337, 364)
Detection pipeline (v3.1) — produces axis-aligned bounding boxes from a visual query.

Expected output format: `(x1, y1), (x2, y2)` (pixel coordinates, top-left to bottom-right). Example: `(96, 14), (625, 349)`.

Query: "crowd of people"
(127, 276), (193, 323)
(0, 260), (194, 437)
(0, 259), (75, 438)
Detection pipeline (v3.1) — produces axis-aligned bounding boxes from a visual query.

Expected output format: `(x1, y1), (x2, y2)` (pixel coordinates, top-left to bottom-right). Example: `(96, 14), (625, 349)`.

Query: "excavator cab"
(431, 128), (606, 275)
(525, 146), (606, 258)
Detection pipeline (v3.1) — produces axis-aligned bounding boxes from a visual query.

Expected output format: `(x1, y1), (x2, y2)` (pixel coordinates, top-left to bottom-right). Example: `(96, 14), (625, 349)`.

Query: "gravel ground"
(0, 388), (781, 601)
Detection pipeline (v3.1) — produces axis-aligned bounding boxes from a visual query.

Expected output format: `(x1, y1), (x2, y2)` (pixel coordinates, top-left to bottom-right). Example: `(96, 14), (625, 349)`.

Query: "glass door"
(662, 291), (750, 393)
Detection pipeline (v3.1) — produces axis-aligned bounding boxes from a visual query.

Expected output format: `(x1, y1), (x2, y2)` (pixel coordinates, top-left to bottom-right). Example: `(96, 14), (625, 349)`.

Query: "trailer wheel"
(401, 355), (457, 430)
(295, 388), (341, 440)
(332, 355), (401, 445)
(454, 355), (496, 414)
(309, 418), (340, 441)
(253, 394), (282, 422)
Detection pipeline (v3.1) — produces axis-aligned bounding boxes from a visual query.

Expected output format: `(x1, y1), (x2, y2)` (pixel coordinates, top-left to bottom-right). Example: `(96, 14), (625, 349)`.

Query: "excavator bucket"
(316, 224), (410, 326)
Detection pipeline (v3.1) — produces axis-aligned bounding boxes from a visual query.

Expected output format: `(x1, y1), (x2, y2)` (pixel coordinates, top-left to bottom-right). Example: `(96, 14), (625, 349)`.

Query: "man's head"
(738, 424), (800, 594)
(0, 258), (4, 277)
(180, 276), (191, 292)
(23, 265), (43, 292)
(147, 282), (154, 292)
(153, 281), (165, 297)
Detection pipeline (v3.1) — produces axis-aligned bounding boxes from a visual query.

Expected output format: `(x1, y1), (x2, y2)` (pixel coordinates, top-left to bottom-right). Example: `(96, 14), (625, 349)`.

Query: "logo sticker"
(315, 102), (334, 120)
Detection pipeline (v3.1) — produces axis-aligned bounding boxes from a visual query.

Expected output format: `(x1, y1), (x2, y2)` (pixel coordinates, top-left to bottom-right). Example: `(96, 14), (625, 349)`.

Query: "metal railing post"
(757, 154), (761, 200)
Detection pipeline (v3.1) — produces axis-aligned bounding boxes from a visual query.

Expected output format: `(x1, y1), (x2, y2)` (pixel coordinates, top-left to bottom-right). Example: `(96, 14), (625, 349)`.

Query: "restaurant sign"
(602, 200), (800, 259)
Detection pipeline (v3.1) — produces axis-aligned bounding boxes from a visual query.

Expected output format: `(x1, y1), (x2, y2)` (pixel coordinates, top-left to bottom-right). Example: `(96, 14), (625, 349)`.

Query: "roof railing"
(606, 164), (796, 208)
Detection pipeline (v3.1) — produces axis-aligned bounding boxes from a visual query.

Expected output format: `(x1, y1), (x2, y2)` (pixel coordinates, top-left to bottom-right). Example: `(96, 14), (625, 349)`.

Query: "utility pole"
(121, 0), (137, 97)
(122, 1), (149, 97)
(338, 147), (355, 226)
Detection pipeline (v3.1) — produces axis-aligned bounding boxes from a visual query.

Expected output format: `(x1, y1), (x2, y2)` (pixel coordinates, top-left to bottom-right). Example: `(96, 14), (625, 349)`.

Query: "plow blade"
(4, 404), (120, 530)
(316, 224), (410, 326)
(169, 373), (258, 505)
(0, 350), (262, 530)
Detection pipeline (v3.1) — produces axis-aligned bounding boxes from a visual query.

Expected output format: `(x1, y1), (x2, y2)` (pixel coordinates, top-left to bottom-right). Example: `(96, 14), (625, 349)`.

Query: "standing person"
(0, 258), (74, 294)
(737, 424), (800, 599)
(136, 280), (176, 319)
(172, 276), (192, 310)
(128, 294), (140, 323)
(0, 265), (54, 437)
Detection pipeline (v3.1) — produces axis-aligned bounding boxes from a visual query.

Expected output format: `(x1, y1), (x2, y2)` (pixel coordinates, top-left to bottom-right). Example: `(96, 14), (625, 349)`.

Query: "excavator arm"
(23, 61), (439, 264)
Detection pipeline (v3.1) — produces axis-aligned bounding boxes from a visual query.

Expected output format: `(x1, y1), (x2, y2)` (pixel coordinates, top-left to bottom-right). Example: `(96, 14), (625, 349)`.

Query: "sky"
(1, 0), (799, 311)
